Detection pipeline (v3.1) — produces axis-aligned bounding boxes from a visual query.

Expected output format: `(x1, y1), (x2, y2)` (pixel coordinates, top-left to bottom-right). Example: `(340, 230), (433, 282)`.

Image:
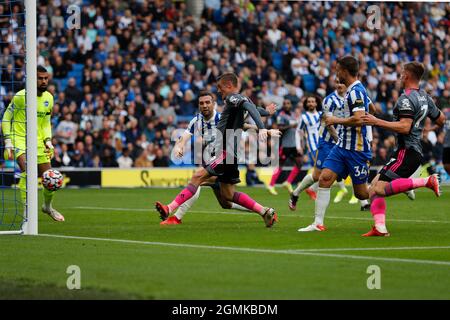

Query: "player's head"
(282, 99), (292, 111)
(334, 76), (347, 96)
(216, 72), (239, 99)
(336, 56), (359, 86)
(37, 65), (49, 93)
(400, 61), (425, 88)
(303, 95), (320, 112)
(198, 90), (215, 119)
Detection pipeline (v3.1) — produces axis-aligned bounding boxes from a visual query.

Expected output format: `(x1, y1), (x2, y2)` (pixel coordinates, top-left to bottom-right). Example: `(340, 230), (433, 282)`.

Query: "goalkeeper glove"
(44, 139), (54, 160)
(4, 139), (13, 160)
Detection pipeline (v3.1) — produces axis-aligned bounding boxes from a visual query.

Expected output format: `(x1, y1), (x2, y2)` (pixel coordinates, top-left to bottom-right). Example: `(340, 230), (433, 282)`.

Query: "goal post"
(23, 0), (37, 235)
(0, 0), (37, 235)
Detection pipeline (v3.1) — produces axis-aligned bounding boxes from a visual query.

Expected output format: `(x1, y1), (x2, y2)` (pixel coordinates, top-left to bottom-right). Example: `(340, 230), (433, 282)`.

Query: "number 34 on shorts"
(353, 164), (369, 177)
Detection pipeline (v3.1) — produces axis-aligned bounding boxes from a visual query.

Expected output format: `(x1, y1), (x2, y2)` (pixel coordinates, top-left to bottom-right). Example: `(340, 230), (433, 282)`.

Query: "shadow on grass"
(0, 278), (148, 300)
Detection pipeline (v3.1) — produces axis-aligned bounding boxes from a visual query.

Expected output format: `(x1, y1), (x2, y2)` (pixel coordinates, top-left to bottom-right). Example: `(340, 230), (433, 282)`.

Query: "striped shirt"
(298, 110), (321, 153)
(337, 80), (371, 153)
(186, 110), (221, 152)
(319, 90), (345, 144)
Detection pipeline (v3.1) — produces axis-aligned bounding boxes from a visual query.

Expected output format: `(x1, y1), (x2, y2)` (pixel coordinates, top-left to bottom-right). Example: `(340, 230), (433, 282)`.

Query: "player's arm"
(173, 131), (192, 158)
(326, 110), (365, 127)
(43, 98), (55, 159)
(174, 116), (196, 158)
(427, 96), (446, 127)
(257, 103), (277, 117)
(242, 101), (281, 139)
(361, 114), (413, 134)
(326, 122), (339, 142)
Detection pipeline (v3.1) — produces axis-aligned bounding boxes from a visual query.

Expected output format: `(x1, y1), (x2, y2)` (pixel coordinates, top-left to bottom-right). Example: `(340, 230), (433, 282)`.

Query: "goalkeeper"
(2, 65), (64, 221)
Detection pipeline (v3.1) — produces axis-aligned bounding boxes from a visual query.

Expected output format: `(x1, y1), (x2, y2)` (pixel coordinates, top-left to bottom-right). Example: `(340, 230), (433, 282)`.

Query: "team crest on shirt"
(44, 100), (49, 107)
(229, 95), (239, 104)
(399, 99), (411, 110)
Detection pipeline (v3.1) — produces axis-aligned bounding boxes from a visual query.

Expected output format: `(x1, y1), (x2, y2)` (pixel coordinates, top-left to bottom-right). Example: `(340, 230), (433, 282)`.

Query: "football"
(41, 169), (63, 191)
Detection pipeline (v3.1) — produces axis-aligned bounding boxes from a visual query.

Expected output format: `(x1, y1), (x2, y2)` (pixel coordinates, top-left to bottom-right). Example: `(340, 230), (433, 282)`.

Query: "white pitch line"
(71, 206), (450, 224)
(37, 233), (450, 267)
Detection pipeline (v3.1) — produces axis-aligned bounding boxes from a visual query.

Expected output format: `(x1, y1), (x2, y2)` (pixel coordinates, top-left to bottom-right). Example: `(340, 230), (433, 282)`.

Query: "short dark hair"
(337, 56), (359, 77)
(37, 65), (48, 73)
(198, 90), (214, 100)
(217, 72), (239, 87)
(404, 61), (425, 81)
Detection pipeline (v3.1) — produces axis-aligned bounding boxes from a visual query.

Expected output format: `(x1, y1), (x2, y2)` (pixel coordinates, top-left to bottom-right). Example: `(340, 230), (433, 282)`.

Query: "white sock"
(293, 174), (315, 196)
(174, 187), (201, 220)
(360, 199), (369, 206)
(231, 203), (251, 212)
(314, 187), (330, 226)
(337, 180), (346, 191)
(311, 182), (319, 192)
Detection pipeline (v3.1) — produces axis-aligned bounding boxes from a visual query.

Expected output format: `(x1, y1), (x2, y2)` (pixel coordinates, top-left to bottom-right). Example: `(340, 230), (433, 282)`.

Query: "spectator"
(55, 113), (78, 147)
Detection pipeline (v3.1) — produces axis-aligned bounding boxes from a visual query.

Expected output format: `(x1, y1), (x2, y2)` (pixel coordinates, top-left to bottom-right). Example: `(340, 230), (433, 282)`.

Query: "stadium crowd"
(0, 0), (449, 174)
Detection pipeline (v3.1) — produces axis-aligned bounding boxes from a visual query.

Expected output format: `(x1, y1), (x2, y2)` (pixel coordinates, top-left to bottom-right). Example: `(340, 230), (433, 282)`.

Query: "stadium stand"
(0, 0), (448, 174)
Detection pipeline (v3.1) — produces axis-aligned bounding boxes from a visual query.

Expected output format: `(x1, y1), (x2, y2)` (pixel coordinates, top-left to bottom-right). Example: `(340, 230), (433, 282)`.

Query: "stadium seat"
(271, 52), (283, 71)
(302, 74), (317, 93)
(73, 64), (84, 72)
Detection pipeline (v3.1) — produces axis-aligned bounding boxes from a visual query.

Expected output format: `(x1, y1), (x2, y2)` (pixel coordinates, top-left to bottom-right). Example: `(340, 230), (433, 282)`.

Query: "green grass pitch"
(0, 186), (449, 299)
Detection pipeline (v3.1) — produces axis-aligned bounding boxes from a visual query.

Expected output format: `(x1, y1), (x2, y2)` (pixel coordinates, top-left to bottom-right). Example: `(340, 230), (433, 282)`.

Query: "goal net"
(0, 0), (37, 235)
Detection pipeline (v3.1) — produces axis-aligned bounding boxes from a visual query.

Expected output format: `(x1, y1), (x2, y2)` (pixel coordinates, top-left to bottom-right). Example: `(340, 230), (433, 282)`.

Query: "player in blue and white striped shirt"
(289, 78), (348, 210)
(297, 97), (321, 162)
(298, 56), (372, 232)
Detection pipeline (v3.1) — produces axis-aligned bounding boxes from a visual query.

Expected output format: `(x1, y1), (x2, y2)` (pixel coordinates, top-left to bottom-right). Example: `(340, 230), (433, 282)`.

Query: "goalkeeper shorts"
(14, 140), (50, 164)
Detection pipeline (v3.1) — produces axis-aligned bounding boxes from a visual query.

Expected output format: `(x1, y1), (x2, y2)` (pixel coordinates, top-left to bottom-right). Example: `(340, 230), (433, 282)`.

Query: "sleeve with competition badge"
(395, 95), (415, 119)
(226, 94), (249, 108)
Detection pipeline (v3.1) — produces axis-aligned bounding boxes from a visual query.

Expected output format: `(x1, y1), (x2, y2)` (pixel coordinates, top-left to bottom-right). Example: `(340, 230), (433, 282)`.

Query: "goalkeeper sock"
(18, 172), (27, 206)
(174, 187), (201, 220)
(43, 187), (55, 210)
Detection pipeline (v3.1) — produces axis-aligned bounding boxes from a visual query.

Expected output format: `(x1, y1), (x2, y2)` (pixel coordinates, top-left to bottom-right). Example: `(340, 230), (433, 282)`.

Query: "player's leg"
(282, 148), (301, 193)
(155, 166), (211, 220)
(161, 187), (202, 225)
(16, 153), (27, 209)
(363, 148), (433, 237)
(209, 178), (249, 212)
(405, 165), (422, 200)
(38, 161), (65, 222)
(219, 165), (277, 227)
(298, 146), (347, 232)
(291, 148), (321, 206)
(267, 147), (284, 195)
(289, 166), (320, 211)
(333, 177), (348, 203)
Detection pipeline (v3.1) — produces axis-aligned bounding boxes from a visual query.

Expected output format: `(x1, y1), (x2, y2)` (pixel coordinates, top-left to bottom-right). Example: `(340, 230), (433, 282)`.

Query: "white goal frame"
(0, 0), (37, 235)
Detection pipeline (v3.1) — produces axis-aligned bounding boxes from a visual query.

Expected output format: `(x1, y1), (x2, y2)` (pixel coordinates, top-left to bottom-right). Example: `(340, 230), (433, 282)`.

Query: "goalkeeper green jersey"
(2, 89), (53, 146)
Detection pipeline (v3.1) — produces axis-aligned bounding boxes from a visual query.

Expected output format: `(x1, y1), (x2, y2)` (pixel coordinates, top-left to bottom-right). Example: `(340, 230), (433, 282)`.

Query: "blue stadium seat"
(302, 74), (317, 93)
(73, 63), (84, 72)
(271, 52), (283, 71)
